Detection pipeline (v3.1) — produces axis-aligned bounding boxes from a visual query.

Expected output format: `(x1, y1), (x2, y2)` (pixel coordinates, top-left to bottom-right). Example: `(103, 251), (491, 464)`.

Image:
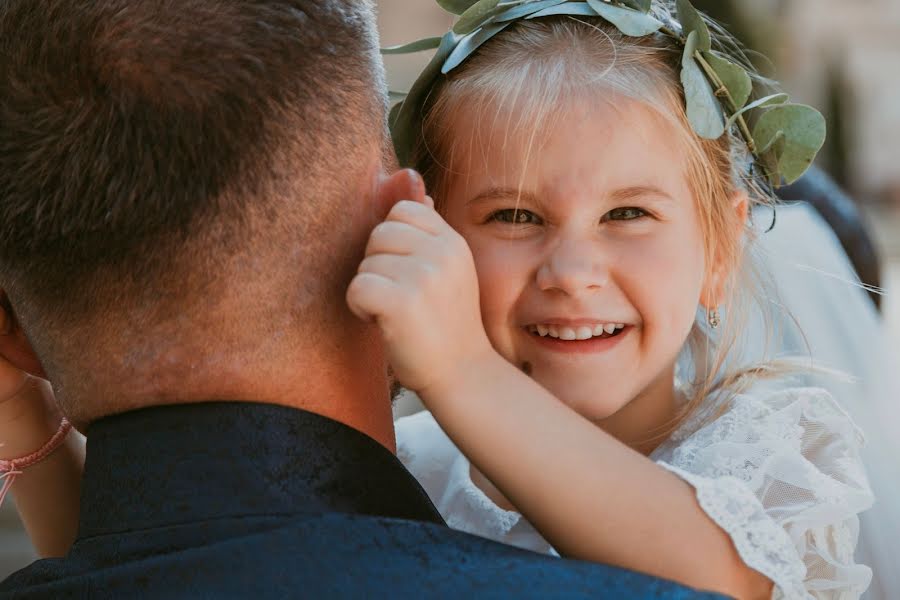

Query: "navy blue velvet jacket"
(0, 402), (725, 599)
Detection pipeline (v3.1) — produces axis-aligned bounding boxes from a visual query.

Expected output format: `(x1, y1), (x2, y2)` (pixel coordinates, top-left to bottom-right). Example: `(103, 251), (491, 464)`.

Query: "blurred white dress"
(395, 203), (893, 599)
(740, 203), (900, 599)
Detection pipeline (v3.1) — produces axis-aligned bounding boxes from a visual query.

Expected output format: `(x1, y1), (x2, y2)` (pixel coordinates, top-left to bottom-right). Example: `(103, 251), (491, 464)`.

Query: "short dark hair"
(0, 0), (383, 315)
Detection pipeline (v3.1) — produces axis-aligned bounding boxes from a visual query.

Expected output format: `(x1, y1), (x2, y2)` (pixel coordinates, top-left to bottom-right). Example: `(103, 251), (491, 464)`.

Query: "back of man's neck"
(56, 338), (396, 453)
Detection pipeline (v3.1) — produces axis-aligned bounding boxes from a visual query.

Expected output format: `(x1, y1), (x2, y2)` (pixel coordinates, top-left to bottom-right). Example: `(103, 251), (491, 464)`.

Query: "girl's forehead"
(444, 94), (691, 201)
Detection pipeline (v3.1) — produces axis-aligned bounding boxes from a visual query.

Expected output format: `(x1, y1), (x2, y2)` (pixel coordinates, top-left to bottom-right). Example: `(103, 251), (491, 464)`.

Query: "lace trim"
(442, 452), (523, 539)
(660, 463), (810, 600)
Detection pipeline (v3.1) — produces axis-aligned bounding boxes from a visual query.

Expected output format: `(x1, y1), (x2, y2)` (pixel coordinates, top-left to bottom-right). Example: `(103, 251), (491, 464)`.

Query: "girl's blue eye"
(605, 207), (647, 221)
(489, 209), (542, 225)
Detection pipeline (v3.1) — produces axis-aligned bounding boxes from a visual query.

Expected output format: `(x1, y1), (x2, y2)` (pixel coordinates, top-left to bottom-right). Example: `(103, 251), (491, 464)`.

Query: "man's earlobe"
(374, 168), (427, 217)
(0, 291), (46, 378)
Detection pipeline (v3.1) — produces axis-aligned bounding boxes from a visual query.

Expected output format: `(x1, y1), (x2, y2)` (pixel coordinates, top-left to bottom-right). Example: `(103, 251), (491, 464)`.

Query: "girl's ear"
(700, 190), (749, 309)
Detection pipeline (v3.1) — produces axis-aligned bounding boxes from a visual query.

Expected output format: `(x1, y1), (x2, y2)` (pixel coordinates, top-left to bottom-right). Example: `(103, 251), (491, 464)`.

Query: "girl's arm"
(1, 365), (84, 557)
(421, 351), (771, 598)
(348, 198), (771, 599)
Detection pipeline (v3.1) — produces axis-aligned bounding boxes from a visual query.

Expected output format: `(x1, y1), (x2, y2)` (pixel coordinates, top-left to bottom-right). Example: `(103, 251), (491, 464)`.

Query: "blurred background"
(2, 0), (899, 579)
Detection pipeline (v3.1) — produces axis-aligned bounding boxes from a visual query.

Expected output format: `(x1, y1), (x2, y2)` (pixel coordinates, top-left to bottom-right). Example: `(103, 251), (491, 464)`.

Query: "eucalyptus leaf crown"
(384, 0), (826, 188)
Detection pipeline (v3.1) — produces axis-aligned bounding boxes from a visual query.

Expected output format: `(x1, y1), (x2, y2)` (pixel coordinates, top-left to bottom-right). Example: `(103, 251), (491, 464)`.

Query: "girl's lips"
(525, 325), (632, 354)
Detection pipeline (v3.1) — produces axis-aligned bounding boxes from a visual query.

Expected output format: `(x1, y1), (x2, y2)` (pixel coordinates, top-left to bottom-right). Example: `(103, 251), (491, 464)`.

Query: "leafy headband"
(384, 0), (826, 188)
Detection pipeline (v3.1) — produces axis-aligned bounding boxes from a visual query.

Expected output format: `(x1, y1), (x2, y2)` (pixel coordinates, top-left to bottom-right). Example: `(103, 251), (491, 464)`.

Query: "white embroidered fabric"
(395, 384), (874, 599)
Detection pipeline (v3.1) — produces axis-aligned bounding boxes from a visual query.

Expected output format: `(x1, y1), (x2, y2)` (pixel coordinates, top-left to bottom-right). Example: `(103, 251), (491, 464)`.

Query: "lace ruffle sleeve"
(655, 387), (874, 599)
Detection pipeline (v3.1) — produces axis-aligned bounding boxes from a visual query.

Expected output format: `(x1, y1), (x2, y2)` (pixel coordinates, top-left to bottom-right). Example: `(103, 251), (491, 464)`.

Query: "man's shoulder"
(2, 512), (723, 599)
(276, 513), (720, 597)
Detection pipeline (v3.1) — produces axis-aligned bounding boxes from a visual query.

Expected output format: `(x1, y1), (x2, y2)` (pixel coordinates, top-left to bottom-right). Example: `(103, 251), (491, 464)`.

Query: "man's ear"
(0, 291), (46, 378)
(700, 190), (750, 309)
(373, 168), (427, 218)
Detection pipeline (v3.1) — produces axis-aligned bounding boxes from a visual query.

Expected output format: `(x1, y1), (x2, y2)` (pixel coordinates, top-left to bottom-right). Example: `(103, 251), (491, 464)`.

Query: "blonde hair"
(413, 4), (797, 442)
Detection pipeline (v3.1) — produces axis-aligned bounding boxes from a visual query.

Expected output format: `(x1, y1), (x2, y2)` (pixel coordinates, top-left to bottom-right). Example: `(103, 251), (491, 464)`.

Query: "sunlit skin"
(441, 94), (719, 449)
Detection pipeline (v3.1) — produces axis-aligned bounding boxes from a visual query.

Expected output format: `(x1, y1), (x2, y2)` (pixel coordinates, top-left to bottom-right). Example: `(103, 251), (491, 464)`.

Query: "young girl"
(0, 1), (876, 597)
(348, 2), (873, 598)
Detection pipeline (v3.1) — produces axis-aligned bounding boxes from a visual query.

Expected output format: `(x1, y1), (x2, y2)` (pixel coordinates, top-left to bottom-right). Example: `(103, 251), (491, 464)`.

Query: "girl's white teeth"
(559, 327), (577, 341)
(529, 324), (626, 339)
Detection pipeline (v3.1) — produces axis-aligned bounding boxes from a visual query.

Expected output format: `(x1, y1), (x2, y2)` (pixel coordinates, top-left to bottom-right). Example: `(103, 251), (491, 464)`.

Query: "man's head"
(0, 0), (417, 431)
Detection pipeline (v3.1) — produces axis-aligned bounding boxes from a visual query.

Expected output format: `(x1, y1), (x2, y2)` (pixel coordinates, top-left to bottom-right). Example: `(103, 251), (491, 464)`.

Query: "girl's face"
(442, 97), (715, 425)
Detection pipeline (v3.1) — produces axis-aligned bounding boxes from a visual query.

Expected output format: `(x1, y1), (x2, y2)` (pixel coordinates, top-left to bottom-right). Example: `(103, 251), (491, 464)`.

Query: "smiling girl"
(347, 3), (874, 598)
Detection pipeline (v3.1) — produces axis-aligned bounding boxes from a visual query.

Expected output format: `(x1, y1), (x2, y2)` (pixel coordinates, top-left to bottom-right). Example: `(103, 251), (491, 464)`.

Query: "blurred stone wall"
(745, 0), (900, 203)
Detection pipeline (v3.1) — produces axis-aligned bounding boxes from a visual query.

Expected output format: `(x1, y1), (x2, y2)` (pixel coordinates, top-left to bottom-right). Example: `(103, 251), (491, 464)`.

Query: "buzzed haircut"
(0, 0), (383, 312)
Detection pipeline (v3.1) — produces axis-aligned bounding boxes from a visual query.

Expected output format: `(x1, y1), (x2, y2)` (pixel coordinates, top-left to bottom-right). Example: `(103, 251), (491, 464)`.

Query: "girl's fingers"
(386, 200), (447, 236)
(357, 254), (427, 282)
(365, 221), (434, 258)
(346, 272), (397, 323)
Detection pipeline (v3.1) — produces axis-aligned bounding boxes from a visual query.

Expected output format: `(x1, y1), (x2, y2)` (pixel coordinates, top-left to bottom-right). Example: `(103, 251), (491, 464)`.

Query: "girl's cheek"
(470, 243), (529, 349)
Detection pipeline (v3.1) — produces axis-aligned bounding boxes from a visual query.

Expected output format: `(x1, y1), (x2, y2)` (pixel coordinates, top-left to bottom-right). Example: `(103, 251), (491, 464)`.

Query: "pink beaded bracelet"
(0, 418), (73, 507)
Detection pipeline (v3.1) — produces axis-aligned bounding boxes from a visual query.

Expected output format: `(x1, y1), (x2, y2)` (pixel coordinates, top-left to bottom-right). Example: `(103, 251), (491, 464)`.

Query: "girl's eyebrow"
(466, 187), (540, 207)
(608, 186), (676, 204)
(467, 185), (675, 206)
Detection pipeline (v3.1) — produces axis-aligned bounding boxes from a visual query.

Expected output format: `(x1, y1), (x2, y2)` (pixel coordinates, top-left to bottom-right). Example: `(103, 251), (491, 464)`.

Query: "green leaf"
(443, 22), (511, 74)
(618, 0), (652, 12)
(495, 0), (567, 22)
(752, 104), (826, 184)
(437, 0), (480, 16)
(758, 134), (787, 185)
(702, 52), (752, 109)
(381, 37), (443, 55)
(757, 129), (785, 155)
(585, 0), (663, 36)
(725, 93), (789, 127)
(527, 2), (599, 19)
(453, 0), (502, 35)
(681, 31), (724, 139)
(390, 32), (458, 167)
(676, 0), (710, 52)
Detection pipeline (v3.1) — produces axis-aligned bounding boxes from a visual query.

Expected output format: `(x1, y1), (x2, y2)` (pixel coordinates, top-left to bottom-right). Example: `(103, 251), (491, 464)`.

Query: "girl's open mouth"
(526, 323), (627, 341)
(524, 324), (631, 354)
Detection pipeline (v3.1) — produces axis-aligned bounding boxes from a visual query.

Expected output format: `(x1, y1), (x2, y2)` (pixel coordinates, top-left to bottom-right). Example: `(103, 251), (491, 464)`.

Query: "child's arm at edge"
(1, 370), (84, 558)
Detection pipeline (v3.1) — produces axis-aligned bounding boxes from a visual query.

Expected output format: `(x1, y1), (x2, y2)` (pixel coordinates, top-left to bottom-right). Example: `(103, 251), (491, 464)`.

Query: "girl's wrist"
(419, 343), (506, 411)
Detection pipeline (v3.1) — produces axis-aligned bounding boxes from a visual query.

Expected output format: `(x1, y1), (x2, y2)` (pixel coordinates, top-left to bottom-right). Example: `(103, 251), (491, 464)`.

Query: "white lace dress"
(395, 385), (874, 599)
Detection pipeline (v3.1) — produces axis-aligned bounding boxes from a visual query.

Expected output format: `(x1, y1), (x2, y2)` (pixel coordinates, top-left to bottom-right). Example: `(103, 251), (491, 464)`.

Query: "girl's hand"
(0, 307), (60, 457)
(347, 198), (494, 396)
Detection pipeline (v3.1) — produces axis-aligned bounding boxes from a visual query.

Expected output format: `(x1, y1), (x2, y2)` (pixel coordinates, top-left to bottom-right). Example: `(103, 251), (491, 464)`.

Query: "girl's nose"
(536, 238), (609, 296)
